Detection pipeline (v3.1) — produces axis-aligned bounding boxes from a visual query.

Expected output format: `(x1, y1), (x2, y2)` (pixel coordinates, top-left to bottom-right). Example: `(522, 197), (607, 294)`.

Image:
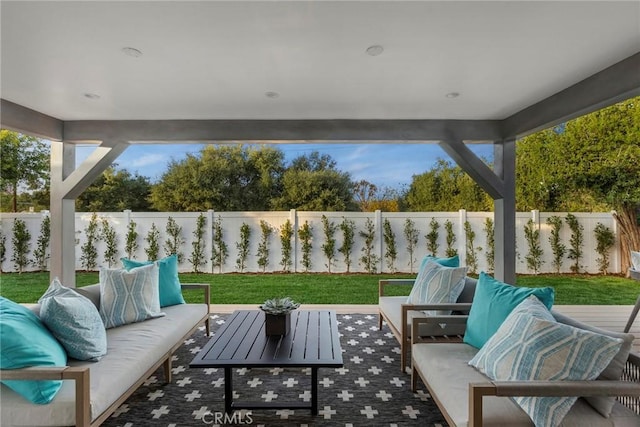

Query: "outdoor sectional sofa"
(0, 283), (210, 427)
(411, 304), (640, 426)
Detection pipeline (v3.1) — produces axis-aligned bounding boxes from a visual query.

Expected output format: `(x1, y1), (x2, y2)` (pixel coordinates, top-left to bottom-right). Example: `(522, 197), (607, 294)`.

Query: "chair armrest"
(181, 283), (211, 307)
(379, 279), (415, 296)
(0, 366), (91, 426)
(469, 380), (640, 427)
(411, 314), (470, 343)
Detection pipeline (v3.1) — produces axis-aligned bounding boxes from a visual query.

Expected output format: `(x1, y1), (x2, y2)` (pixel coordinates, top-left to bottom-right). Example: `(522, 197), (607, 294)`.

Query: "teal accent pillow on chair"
(121, 254), (185, 307)
(463, 272), (554, 349)
(0, 297), (67, 404)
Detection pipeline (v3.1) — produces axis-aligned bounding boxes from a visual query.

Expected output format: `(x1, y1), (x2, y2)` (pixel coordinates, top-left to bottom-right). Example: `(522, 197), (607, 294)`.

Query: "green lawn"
(1, 272), (638, 305)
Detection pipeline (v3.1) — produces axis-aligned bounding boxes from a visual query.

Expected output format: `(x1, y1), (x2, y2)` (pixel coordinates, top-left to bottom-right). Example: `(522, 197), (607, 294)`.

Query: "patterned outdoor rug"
(101, 313), (448, 427)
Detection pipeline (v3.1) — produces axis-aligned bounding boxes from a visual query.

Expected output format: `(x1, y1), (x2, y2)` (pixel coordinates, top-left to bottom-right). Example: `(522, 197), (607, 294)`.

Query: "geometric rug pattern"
(101, 313), (449, 426)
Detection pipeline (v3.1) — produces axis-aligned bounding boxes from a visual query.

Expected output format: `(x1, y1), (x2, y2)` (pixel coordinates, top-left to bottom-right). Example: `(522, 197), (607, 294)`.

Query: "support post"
(493, 139), (516, 284)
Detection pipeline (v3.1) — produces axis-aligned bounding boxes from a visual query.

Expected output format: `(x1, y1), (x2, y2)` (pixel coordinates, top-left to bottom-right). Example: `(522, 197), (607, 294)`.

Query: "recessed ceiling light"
(366, 45), (384, 56)
(122, 47), (143, 57)
(445, 92), (460, 99)
(83, 93), (100, 100)
(265, 91), (279, 99)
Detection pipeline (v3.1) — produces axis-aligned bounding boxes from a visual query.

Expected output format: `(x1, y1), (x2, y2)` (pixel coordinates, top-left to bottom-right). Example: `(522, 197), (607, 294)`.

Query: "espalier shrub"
(426, 218), (440, 257)
(483, 217), (495, 274)
(145, 223), (161, 261)
(298, 220), (313, 272)
(403, 218), (419, 273)
(164, 216), (184, 263)
(189, 213), (207, 273)
(546, 215), (566, 274)
(279, 219), (294, 273)
(0, 223), (6, 273)
(101, 218), (118, 268)
(236, 222), (251, 272)
(594, 222), (615, 275)
(124, 220), (139, 259)
(444, 220), (458, 257)
(211, 216), (228, 273)
(11, 218), (31, 273)
(321, 215), (337, 273)
(80, 213), (100, 271)
(383, 218), (397, 273)
(464, 221), (480, 275)
(566, 213), (584, 273)
(257, 220), (273, 273)
(32, 215), (51, 271)
(359, 218), (379, 274)
(524, 219), (544, 274)
(339, 217), (355, 273)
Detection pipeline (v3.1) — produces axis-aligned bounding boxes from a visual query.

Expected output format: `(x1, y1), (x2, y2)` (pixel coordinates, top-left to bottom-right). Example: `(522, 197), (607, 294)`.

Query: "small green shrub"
(483, 217), (495, 274)
(426, 218), (440, 257)
(188, 213), (207, 273)
(124, 220), (139, 259)
(11, 218), (31, 273)
(566, 213), (584, 273)
(145, 223), (161, 261)
(164, 216), (184, 263)
(32, 215), (51, 271)
(524, 219), (544, 274)
(594, 222), (615, 275)
(444, 220), (457, 257)
(359, 218), (379, 273)
(257, 220), (273, 273)
(101, 218), (118, 268)
(79, 213), (100, 271)
(403, 218), (419, 273)
(211, 216), (228, 273)
(279, 220), (294, 272)
(298, 221), (313, 272)
(383, 218), (397, 273)
(546, 215), (566, 274)
(236, 222), (251, 272)
(339, 218), (356, 273)
(321, 215), (337, 273)
(464, 221), (480, 275)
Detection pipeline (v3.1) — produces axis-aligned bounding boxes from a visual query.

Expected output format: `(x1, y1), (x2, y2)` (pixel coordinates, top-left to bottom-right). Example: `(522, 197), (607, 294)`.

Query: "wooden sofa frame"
(0, 283), (210, 427)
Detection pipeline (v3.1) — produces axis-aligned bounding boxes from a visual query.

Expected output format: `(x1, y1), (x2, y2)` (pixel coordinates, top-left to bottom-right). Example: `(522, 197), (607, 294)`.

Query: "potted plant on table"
(260, 297), (300, 336)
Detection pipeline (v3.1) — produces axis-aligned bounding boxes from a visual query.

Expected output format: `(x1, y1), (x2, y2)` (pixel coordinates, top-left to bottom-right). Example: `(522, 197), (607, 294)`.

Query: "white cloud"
(130, 153), (166, 168)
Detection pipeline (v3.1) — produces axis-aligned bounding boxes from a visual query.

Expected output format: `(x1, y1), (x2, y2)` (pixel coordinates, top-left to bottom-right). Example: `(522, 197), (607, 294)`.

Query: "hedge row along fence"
(0, 210), (620, 275)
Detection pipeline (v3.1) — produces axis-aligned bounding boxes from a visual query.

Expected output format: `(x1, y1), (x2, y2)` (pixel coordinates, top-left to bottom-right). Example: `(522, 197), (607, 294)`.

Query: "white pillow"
(99, 263), (164, 329)
(406, 260), (467, 315)
(469, 296), (623, 427)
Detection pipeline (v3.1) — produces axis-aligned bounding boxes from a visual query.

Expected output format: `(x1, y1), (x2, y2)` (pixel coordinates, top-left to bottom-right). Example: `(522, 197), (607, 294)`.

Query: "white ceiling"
(1, 1), (639, 121)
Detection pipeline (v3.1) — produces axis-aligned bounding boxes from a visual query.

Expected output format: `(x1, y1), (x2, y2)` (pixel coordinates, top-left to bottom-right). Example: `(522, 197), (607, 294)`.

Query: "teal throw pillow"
(0, 297), (67, 404)
(100, 263), (165, 329)
(463, 272), (554, 349)
(469, 296), (622, 427)
(121, 255), (185, 307)
(418, 254), (460, 270)
(38, 278), (107, 361)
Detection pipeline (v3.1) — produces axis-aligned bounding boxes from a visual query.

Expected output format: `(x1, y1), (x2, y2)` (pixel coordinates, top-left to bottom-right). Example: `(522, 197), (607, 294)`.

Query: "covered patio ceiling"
(1, 1), (639, 286)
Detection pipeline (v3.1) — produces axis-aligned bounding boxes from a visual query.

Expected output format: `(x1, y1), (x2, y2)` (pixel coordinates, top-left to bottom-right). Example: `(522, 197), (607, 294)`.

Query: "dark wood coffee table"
(190, 310), (343, 415)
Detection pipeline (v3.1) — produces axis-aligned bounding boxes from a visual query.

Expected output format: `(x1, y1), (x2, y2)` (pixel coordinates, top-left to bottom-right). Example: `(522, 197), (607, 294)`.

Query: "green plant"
(383, 218), (397, 273)
(546, 215), (566, 274)
(594, 222), (615, 274)
(426, 218), (440, 256)
(11, 218), (31, 273)
(145, 223), (161, 261)
(124, 220), (139, 259)
(464, 221), (480, 275)
(279, 220), (294, 273)
(101, 218), (118, 268)
(164, 216), (184, 262)
(298, 220), (313, 272)
(32, 215), (51, 271)
(189, 213), (207, 273)
(359, 218), (380, 273)
(257, 220), (273, 273)
(524, 219), (544, 274)
(321, 215), (337, 273)
(339, 218), (356, 273)
(236, 222), (251, 272)
(444, 220), (457, 257)
(0, 223), (6, 273)
(566, 213), (584, 273)
(403, 218), (419, 273)
(259, 297), (300, 315)
(80, 213), (100, 271)
(483, 217), (495, 274)
(211, 216), (228, 273)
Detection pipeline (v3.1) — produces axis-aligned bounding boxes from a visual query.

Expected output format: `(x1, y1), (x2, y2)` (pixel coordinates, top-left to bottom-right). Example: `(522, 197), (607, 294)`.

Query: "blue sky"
(77, 143), (494, 190)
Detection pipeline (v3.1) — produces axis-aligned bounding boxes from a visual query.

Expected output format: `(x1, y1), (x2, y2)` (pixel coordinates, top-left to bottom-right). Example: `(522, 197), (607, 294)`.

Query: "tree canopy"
(0, 130), (50, 212)
(76, 165), (154, 212)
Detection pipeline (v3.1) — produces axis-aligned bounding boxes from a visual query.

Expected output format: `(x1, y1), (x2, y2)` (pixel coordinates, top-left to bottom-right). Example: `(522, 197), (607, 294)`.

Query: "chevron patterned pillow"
(469, 296), (623, 427)
(407, 260), (467, 316)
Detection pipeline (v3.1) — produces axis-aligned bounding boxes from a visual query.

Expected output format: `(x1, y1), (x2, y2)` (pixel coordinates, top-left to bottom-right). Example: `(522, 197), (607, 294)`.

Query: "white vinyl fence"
(0, 210), (620, 275)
